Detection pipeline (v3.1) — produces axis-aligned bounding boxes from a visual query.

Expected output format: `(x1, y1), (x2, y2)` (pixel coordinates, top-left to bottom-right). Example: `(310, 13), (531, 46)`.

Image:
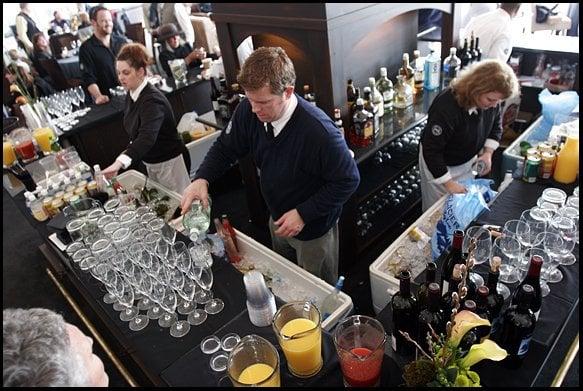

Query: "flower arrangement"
(401, 242), (508, 387)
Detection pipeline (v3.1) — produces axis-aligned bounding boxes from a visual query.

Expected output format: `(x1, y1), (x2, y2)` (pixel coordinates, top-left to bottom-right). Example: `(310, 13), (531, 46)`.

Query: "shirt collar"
(268, 93), (298, 137)
(130, 78), (149, 102)
(468, 107), (478, 115)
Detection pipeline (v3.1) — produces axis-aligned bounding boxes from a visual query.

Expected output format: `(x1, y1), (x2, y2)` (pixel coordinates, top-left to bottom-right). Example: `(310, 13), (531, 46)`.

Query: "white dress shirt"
(174, 3), (195, 48)
(267, 93), (298, 138)
(464, 8), (514, 63)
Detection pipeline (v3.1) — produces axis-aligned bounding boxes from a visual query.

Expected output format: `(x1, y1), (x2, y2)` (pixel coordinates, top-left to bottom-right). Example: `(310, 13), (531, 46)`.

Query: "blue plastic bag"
(530, 89), (579, 141)
(431, 179), (497, 261)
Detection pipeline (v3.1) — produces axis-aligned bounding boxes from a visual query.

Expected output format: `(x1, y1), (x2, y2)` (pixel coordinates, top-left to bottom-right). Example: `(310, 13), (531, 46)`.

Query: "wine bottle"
(497, 284), (537, 369)
(511, 255), (543, 320)
(470, 31), (479, 64)
(320, 276), (345, 321)
(390, 270), (418, 357)
(417, 262), (437, 311)
(346, 79), (356, 108)
(441, 264), (462, 320)
(459, 38), (472, 69)
(399, 53), (415, 92)
(442, 47), (461, 88)
(417, 282), (443, 342)
(217, 79), (231, 120)
(376, 67), (394, 111)
(474, 286), (492, 339)
(486, 257), (505, 327)
(441, 229), (464, 295)
(210, 77), (221, 113)
(458, 300), (480, 355)
(475, 36), (483, 62)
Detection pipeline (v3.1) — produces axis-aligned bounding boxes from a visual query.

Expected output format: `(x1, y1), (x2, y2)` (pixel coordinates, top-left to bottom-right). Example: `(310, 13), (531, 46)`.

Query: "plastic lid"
(244, 271), (272, 306)
(335, 276), (345, 290)
(209, 351), (229, 372)
(201, 335), (221, 354)
(220, 333), (241, 352)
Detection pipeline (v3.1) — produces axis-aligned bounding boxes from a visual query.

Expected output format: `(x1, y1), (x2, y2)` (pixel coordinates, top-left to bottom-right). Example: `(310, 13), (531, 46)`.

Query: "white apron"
(419, 145), (476, 212)
(143, 154), (191, 194)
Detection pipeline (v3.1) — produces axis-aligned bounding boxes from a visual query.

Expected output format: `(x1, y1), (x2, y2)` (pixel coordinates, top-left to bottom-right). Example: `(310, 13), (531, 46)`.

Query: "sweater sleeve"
(420, 100), (459, 182)
(484, 104), (503, 150)
(295, 127), (360, 223)
(124, 95), (164, 162)
(194, 101), (251, 183)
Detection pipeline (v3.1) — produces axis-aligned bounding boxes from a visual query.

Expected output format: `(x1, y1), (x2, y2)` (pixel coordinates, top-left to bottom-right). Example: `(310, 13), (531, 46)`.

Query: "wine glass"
(549, 215), (577, 266)
(176, 277), (198, 315)
(161, 223), (177, 245)
(493, 235), (522, 285)
(463, 226), (491, 287)
(556, 206), (579, 244)
(199, 265), (224, 314)
(158, 287), (178, 328)
(147, 280), (165, 320)
(536, 231), (564, 283)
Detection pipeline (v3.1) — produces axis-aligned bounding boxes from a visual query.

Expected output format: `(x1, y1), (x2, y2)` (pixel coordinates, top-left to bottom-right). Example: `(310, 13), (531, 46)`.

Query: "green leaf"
(445, 366), (458, 383)
(455, 374), (470, 387)
(467, 370), (480, 384)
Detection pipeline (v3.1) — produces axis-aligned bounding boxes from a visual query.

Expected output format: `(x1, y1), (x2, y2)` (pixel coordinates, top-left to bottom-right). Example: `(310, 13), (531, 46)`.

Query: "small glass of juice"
(227, 334), (280, 387)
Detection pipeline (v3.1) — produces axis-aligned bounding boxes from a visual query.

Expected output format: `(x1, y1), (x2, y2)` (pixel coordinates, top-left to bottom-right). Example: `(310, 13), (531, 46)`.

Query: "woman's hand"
(102, 161), (123, 179)
(444, 180), (467, 194)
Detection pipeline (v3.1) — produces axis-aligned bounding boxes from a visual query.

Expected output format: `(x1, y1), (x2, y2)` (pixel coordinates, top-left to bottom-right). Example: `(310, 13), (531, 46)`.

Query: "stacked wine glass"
(39, 86), (90, 132)
(64, 197), (225, 338)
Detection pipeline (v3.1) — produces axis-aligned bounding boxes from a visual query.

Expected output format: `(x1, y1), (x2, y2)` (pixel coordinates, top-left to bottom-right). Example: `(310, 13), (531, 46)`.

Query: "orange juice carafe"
(553, 134), (579, 184)
(3, 140), (17, 167)
(33, 127), (55, 154)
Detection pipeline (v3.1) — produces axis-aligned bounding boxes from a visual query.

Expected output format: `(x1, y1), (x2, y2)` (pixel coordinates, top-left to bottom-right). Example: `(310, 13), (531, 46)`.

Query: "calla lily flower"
(449, 310), (491, 348)
(459, 339), (508, 368)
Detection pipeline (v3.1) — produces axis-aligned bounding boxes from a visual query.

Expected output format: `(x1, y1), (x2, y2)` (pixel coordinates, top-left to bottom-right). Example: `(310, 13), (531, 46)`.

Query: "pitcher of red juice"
(333, 315), (387, 387)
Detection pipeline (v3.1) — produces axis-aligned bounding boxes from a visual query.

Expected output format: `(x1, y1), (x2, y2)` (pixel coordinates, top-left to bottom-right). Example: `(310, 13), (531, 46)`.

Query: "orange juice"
(33, 127), (55, 154)
(238, 363), (279, 386)
(553, 135), (579, 184)
(3, 140), (17, 166)
(279, 318), (322, 377)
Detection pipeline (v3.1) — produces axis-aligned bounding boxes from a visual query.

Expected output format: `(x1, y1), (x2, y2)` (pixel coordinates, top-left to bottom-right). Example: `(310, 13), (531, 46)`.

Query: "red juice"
(340, 347), (383, 387)
(15, 140), (36, 161)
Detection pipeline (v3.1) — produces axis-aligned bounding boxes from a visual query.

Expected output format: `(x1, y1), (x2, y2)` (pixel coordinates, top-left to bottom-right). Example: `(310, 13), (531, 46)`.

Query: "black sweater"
(421, 88), (502, 180)
(122, 83), (185, 164)
(196, 94), (360, 241)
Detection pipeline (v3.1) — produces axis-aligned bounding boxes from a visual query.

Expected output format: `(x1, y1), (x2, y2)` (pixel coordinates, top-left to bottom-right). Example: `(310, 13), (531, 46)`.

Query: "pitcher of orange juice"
(272, 301), (323, 378)
(3, 139), (17, 167)
(227, 334), (280, 387)
(553, 129), (578, 184)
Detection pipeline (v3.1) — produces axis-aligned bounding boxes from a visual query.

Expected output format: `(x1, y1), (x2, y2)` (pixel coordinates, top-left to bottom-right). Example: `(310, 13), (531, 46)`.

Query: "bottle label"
(517, 336), (532, 356)
(383, 90), (393, 102)
(364, 121), (373, 139)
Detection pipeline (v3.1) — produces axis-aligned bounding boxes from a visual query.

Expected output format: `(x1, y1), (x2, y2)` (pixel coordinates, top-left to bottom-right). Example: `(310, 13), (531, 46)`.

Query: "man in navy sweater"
(181, 47), (359, 284)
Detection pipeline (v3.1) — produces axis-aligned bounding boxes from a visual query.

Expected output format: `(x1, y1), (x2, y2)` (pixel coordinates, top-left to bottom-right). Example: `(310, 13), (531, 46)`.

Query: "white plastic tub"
(117, 170), (352, 330)
(369, 195), (447, 314)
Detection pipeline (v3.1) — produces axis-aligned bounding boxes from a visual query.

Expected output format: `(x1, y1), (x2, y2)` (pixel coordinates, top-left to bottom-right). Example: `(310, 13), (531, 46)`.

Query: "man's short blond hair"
(237, 47), (296, 95)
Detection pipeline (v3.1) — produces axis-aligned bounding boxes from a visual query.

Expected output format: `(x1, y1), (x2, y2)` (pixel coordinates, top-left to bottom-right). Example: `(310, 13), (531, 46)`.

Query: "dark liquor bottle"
(303, 84), (317, 106)
(475, 36), (483, 62)
(217, 79), (231, 120)
(511, 255), (543, 320)
(474, 286), (492, 339)
(441, 229), (464, 295)
(470, 31), (479, 64)
(442, 47), (461, 88)
(346, 79), (357, 107)
(417, 282), (444, 342)
(210, 77), (221, 113)
(417, 262), (437, 311)
(333, 108), (345, 138)
(458, 300), (480, 355)
(350, 87), (361, 117)
(390, 270), (418, 357)
(441, 264), (462, 321)
(497, 284), (537, 369)
(459, 38), (472, 69)
(486, 257), (505, 322)
(362, 87), (379, 136)
(351, 98), (373, 148)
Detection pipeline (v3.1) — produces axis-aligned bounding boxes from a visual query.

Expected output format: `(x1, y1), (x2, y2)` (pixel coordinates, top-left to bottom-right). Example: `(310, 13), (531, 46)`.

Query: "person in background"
(157, 23), (210, 79)
(15, 3), (41, 56)
(78, 12), (91, 29)
(79, 5), (130, 105)
(419, 59), (519, 211)
(160, 3), (195, 48)
(101, 43), (191, 194)
(7, 49), (32, 74)
(3, 308), (109, 387)
(180, 47), (360, 285)
(31, 32), (54, 82)
(463, 3), (523, 63)
(50, 10), (71, 35)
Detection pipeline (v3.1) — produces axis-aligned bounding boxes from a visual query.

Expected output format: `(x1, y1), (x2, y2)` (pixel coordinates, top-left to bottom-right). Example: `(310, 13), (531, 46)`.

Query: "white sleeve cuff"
(484, 138), (500, 151)
(116, 154), (132, 169)
(433, 171), (452, 185)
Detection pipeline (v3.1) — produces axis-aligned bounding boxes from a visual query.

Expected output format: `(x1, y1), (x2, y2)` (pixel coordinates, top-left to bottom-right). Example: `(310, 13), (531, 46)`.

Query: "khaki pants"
(269, 218), (339, 285)
(143, 154), (191, 194)
(419, 145), (476, 212)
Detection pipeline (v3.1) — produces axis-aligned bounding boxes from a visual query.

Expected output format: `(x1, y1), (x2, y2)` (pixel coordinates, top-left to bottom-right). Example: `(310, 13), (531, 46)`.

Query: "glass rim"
(227, 334), (280, 386)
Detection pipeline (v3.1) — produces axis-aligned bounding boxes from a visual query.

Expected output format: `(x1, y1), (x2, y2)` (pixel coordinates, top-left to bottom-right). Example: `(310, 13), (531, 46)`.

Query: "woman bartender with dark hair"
(419, 59), (519, 211)
(102, 43), (191, 193)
